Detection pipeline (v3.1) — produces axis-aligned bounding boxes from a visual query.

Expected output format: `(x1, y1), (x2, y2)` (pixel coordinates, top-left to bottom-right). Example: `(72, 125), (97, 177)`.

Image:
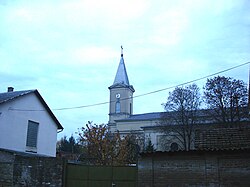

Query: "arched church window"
(170, 142), (179, 152)
(115, 101), (121, 113)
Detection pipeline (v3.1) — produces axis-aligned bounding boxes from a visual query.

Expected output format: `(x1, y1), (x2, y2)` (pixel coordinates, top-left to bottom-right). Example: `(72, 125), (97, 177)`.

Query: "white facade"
(115, 118), (168, 151)
(0, 91), (61, 157)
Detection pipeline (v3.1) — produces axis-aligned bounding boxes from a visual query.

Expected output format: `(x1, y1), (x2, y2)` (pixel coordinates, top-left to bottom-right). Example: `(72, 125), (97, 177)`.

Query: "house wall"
(138, 150), (250, 187)
(0, 93), (58, 157)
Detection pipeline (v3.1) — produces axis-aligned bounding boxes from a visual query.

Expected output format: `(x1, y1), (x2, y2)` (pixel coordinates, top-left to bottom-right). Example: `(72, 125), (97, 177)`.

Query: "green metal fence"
(65, 163), (137, 187)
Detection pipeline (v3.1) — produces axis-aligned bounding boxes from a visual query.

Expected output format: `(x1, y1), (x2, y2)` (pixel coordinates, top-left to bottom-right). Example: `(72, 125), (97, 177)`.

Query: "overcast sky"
(1, 0), (249, 139)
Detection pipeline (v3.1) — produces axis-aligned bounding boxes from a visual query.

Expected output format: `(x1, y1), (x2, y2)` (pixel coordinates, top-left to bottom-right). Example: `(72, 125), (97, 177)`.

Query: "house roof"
(0, 89), (63, 130)
(0, 90), (35, 104)
(140, 148), (250, 156)
(195, 124), (250, 151)
(140, 122), (250, 154)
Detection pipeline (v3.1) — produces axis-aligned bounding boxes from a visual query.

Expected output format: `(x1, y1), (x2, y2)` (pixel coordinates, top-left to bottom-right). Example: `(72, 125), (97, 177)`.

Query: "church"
(107, 47), (250, 153)
(107, 47), (174, 151)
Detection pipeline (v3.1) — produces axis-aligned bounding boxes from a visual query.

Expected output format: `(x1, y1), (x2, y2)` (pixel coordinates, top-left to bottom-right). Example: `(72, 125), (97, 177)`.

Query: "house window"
(115, 101), (121, 113)
(26, 120), (39, 152)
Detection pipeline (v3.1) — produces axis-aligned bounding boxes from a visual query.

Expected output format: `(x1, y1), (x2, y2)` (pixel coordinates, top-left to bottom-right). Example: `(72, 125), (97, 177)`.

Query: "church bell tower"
(108, 46), (135, 132)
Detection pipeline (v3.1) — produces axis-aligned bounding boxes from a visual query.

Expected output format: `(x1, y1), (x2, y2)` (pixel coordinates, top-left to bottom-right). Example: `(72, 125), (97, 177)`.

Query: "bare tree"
(161, 84), (201, 151)
(204, 76), (248, 123)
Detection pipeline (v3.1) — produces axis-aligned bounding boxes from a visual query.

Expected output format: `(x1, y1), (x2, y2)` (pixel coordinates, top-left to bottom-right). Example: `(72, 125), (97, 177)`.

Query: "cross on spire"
(121, 45), (123, 57)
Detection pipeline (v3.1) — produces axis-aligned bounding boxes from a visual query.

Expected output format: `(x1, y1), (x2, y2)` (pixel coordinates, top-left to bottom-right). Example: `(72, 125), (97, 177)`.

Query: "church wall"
(109, 87), (134, 124)
(110, 87), (133, 113)
(116, 120), (167, 151)
(144, 130), (184, 151)
(144, 130), (157, 149)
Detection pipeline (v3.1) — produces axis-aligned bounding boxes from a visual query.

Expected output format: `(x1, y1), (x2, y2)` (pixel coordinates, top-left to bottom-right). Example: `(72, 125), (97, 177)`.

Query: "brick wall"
(0, 150), (64, 187)
(0, 150), (14, 186)
(138, 150), (250, 187)
(13, 156), (64, 187)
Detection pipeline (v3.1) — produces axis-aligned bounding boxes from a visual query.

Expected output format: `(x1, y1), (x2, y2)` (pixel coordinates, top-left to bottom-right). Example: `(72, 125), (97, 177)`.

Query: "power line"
(133, 61), (250, 99)
(9, 61), (250, 112)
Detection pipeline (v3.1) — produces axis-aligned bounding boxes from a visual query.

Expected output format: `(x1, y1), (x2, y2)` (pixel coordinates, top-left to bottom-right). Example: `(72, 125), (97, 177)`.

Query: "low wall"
(0, 149), (64, 187)
(138, 150), (250, 187)
(0, 150), (15, 186)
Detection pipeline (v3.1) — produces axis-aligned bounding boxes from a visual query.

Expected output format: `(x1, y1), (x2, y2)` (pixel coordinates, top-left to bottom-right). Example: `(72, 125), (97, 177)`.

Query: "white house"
(0, 87), (63, 157)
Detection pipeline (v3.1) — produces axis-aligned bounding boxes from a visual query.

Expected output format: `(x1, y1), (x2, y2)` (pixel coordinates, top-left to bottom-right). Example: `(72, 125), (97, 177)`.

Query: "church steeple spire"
(108, 46), (135, 128)
(113, 46), (130, 86)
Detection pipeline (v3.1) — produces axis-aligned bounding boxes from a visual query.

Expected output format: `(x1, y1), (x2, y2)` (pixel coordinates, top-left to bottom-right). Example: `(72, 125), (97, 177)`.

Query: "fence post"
(152, 154), (154, 187)
(62, 159), (67, 187)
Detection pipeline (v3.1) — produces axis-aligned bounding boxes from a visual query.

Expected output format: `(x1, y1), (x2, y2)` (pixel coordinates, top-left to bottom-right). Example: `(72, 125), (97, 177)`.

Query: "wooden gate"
(65, 163), (137, 187)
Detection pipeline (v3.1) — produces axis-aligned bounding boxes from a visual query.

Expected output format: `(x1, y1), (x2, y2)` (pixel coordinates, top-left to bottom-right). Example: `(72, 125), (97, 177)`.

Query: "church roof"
(115, 109), (230, 123)
(116, 112), (164, 122)
(115, 110), (211, 122)
(113, 47), (130, 86)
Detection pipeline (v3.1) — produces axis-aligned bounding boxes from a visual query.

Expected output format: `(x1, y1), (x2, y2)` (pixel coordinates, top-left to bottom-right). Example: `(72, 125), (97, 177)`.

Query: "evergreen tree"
(145, 139), (155, 153)
(57, 135), (80, 153)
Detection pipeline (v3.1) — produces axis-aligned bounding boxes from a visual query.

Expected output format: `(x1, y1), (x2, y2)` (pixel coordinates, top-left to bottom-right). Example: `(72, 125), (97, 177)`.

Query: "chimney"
(7, 87), (14, 92)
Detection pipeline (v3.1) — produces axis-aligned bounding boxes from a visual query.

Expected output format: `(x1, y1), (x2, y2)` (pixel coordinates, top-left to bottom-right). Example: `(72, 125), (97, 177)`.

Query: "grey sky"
(0, 0), (249, 138)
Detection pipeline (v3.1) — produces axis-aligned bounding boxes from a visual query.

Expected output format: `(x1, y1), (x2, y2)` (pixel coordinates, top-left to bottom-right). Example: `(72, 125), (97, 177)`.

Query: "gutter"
(57, 129), (63, 133)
